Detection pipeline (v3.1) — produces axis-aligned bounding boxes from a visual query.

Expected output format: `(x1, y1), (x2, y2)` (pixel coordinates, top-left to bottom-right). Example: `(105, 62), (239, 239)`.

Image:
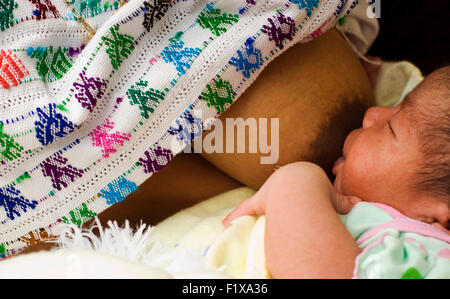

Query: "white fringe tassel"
(53, 218), (214, 274)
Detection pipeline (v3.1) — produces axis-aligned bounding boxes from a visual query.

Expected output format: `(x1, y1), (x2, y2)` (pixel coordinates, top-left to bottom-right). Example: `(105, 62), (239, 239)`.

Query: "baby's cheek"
(340, 160), (373, 197)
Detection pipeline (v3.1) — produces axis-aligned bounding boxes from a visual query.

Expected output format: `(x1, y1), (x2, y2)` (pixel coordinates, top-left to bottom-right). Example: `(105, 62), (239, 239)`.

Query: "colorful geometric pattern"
(61, 203), (97, 226)
(127, 79), (165, 119)
(197, 6), (239, 37)
(0, 49), (29, 89)
(229, 38), (263, 78)
(142, 0), (169, 31)
(0, 0), (18, 31)
(28, 0), (60, 20)
(101, 25), (135, 70)
(262, 12), (296, 49)
(168, 111), (203, 145)
(137, 146), (174, 174)
(0, 122), (23, 161)
(290, 0), (320, 17)
(0, 186), (38, 221)
(71, 0), (102, 17)
(73, 70), (109, 112)
(20, 228), (52, 247)
(41, 155), (84, 191)
(100, 176), (138, 205)
(0, 0), (358, 258)
(27, 46), (73, 82)
(35, 104), (76, 146)
(161, 32), (201, 75)
(200, 78), (235, 114)
(90, 120), (131, 158)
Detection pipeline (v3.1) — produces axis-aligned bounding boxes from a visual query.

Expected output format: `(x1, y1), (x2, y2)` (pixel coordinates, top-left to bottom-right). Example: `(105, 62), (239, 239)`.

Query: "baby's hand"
(331, 191), (361, 214)
(222, 192), (265, 227)
(222, 162), (362, 227)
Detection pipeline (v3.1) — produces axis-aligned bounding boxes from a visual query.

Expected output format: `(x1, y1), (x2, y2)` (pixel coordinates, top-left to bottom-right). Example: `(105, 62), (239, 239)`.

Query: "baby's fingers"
(332, 192), (361, 214)
(222, 195), (262, 227)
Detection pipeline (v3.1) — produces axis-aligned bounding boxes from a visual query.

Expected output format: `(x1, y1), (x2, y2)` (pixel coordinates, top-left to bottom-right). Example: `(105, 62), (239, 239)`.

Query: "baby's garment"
(340, 202), (450, 279)
(0, 0), (357, 258)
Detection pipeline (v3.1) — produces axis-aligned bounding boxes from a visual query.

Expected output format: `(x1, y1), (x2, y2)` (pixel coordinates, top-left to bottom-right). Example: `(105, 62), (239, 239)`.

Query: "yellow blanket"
(151, 187), (270, 278)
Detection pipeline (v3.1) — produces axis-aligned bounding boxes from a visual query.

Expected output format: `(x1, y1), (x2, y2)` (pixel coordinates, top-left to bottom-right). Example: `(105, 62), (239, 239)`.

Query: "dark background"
(367, 0), (450, 75)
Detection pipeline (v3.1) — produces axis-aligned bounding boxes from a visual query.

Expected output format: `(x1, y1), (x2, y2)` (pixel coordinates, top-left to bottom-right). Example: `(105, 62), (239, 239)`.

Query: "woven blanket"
(0, 0), (356, 258)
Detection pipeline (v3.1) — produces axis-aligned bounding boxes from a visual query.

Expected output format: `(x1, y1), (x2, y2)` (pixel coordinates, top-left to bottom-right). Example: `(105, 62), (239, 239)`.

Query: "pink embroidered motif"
(309, 20), (327, 39)
(90, 120), (131, 158)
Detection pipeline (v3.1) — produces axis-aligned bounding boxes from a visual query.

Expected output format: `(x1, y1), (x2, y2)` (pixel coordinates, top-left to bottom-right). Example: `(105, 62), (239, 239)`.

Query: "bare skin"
(16, 28), (374, 255)
(223, 162), (361, 278)
(201, 29), (374, 189)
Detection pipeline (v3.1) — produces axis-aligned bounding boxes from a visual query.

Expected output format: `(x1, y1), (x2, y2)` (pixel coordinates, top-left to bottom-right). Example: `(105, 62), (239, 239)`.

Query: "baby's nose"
(362, 106), (394, 129)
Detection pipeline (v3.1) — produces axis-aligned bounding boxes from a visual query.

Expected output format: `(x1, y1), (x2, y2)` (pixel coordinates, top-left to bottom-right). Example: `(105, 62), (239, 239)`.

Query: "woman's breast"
(201, 28), (375, 189)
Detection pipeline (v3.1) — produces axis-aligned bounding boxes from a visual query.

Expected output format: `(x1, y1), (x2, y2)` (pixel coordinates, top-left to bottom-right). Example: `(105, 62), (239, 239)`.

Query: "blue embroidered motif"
(100, 176), (138, 205)
(161, 32), (201, 75)
(290, 0), (320, 17)
(35, 103), (76, 146)
(229, 38), (263, 78)
(0, 186), (38, 220)
(168, 111), (203, 145)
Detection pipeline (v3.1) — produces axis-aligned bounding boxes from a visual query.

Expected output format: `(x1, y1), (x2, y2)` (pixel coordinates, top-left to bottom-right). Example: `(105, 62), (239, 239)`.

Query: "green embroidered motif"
(28, 46), (73, 82)
(401, 267), (424, 279)
(127, 80), (165, 119)
(101, 25), (135, 70)
(0, 0), (18, 31)
(197, 7), (239, 37)
(0, 243), (5, 257)
(338, 16), (346, 26)
(71, 0), (102, 17)
(200, 78), (235, 114)
(61, 203), (97, 226)
(16, 172), (31, 184)
(0, 122), (23, 161)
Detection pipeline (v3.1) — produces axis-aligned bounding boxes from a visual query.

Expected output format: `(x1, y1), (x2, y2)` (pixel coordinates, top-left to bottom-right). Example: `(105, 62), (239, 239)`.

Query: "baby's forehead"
(401, 82), (446, 114)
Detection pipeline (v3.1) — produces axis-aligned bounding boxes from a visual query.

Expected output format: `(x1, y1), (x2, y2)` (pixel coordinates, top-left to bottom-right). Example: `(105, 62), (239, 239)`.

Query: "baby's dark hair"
(409, 66), (450, 203)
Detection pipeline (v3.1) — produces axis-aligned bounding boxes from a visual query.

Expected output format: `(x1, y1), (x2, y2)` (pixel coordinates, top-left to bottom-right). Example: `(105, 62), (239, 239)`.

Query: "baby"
(223, 66), (450, 278)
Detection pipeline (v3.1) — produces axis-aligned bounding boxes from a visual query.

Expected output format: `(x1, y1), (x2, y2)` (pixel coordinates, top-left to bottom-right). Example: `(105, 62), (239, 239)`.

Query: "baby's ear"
(435, 203), (450, 231)
(416, 197), (450, 230)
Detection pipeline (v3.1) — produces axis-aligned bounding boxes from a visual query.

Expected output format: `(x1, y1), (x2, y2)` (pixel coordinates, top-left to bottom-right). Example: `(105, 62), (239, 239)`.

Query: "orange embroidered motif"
(0, 49), (29, 89)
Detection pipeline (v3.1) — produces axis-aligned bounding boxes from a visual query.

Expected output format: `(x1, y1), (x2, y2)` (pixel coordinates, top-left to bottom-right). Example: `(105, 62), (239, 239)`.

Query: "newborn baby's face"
(332, 87), (449, 229)
(332, 98), (419, 204)
(332, 94), (434, 218)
